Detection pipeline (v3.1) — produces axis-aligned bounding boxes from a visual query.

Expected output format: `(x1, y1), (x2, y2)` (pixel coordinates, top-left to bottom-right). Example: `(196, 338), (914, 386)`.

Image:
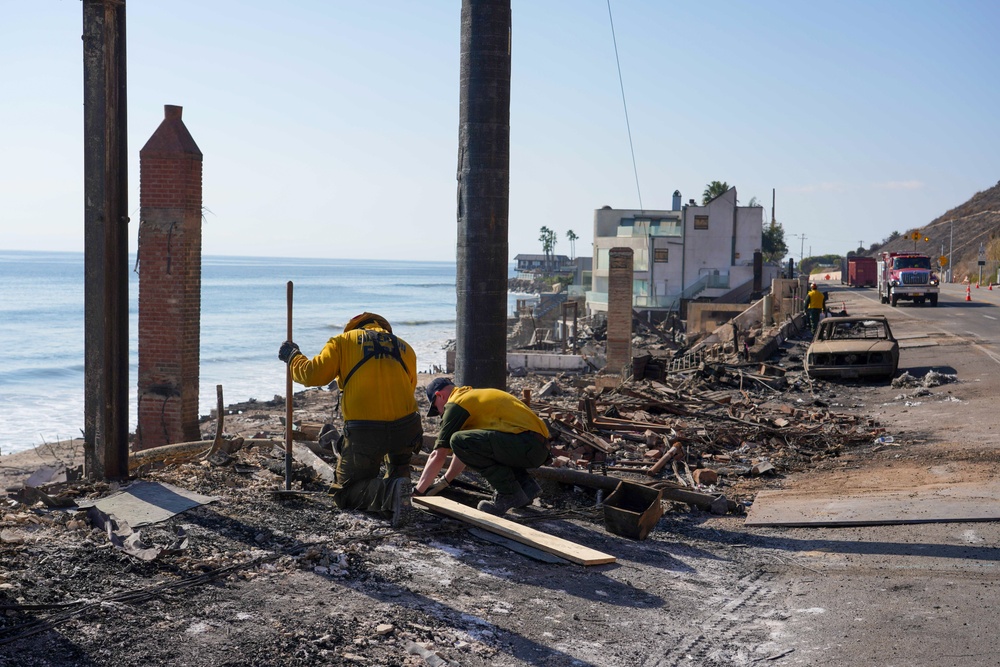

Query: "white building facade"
(587, 187), (767, 314)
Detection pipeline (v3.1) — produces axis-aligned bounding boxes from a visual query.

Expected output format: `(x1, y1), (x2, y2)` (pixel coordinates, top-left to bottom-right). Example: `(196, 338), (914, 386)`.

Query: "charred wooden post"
(455, 0), (511, 389)
(82, 0), (129, 480)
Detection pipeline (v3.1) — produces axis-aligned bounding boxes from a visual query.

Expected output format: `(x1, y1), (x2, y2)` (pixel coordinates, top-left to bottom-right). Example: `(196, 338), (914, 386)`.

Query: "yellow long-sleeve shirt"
(434, 386), (549, 449)
(288, 326), (417, 422)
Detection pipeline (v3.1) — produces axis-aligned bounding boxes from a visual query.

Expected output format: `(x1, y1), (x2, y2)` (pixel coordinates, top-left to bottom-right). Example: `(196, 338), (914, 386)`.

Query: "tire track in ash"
(643, 569), (780, 667)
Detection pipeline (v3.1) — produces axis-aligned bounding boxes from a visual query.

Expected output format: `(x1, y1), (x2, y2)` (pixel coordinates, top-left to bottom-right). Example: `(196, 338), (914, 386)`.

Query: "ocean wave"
(0, 365), (84, 383)
(396, 319), (456, 326)
(324, 319), (456, 330)
(395, 283), (455, 288)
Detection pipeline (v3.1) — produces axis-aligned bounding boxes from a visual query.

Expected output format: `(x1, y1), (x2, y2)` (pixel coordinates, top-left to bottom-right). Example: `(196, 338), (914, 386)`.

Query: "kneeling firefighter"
(278, 312), (421, 527)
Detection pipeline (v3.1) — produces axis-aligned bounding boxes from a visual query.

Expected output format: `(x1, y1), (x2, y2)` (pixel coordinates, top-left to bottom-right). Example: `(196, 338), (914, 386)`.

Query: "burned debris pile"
(508, 359), (883, 510)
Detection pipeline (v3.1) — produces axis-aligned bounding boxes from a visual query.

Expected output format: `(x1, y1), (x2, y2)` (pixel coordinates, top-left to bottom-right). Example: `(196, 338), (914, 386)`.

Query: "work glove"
(415, 476), (450, 497)
(278, 341), (301, 364)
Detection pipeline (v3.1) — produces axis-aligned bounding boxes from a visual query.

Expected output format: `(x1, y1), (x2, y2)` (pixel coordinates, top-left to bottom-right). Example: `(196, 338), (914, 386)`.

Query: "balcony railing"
(586, 291), (677, 309)
(634, 294), (676, 307)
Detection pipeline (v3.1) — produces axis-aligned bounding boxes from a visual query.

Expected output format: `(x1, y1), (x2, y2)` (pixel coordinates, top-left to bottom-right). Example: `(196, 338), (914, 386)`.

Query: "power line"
(606, 0), (643, 211)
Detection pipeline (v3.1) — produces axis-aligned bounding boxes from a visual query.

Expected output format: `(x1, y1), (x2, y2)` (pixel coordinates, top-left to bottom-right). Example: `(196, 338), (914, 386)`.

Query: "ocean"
(0, 250), (526, 456)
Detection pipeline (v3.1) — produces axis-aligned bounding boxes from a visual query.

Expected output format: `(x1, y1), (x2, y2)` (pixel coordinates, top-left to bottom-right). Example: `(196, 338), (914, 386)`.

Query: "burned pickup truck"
(805, 316), (899, 380)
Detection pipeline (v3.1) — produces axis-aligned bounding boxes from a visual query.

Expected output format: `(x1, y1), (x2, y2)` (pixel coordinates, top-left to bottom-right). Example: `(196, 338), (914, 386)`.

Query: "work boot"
(518, 477), (542, 502)
(389, 477), (415, 529)
(477, 487), (530, 516)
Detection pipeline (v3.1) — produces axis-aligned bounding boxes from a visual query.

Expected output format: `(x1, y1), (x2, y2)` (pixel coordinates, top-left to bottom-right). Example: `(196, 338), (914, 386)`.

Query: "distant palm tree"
(539, 226), (555, 275)
(702, 180), (730, 205)
(566, 229), (579, 260)
(548, 229), (558, 273)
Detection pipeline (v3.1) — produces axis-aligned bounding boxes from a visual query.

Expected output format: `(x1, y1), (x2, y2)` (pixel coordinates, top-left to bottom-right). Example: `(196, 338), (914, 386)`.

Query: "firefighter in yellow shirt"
(416, 378), (550, 516)
(804, 283), (826, 332)
(278, 312), (421, 527)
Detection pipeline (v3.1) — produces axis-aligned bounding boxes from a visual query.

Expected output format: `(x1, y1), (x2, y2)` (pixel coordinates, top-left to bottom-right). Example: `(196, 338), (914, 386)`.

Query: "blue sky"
(2, 1), (998, 262)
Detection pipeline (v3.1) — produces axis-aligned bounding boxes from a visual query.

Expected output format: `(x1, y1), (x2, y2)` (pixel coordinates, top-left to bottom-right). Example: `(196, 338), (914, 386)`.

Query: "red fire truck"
(877, 251), (939, 307)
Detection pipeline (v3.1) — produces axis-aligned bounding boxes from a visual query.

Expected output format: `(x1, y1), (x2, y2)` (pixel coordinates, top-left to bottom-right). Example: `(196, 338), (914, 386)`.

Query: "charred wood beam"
(83, 0), (129, 481)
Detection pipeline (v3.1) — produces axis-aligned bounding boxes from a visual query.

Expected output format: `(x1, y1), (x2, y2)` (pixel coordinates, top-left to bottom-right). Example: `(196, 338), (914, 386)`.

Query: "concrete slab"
(745, 480), (1000, 527)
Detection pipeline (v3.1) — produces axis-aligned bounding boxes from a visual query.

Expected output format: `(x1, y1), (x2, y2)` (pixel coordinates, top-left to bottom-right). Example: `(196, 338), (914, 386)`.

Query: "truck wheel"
(930, 294), (938, 307)
(890, 293), (898, 307)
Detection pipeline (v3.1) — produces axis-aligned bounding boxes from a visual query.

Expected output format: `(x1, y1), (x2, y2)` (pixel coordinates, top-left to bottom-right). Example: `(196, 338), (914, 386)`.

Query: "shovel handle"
(285, 281), (294, 490)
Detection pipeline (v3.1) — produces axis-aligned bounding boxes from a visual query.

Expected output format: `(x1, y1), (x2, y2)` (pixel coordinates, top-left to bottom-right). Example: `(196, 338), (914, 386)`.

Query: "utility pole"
(979, 242), (985, 286)
(791, 233), (807, 268)
(949, 220), (954, 283)
(83, 0), (129, 480)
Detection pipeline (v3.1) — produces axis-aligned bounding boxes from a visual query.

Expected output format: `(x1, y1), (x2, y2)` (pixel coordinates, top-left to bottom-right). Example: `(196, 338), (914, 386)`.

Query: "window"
(632, 248), (648, 271)
(694, 215), (709, 230)
(654, 248), (669, 263)
(652, 219), (682, 237)
(597, 247), (610, 269)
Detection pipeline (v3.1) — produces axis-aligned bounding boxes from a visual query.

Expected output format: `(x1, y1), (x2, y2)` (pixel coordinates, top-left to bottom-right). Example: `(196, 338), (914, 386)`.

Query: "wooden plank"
(412, 495), (616, 566)
(745, 481), (1000, 527)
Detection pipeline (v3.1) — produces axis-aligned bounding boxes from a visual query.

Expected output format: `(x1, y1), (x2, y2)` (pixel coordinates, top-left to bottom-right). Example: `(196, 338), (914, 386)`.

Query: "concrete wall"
(681, 188), (763, 289)
(771, 277), (806, 319)
(507, 352), (589, 373)
(686, 303), (752, 335)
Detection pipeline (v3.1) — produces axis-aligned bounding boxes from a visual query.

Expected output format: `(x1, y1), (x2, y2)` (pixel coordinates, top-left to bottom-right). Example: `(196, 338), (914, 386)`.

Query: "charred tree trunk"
(455, 0), (511, 389)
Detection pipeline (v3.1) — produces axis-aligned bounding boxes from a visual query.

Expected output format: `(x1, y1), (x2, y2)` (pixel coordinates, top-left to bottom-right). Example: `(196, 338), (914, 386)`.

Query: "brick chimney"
(136, 105), (203, 449)
(605, 247), (634, 374)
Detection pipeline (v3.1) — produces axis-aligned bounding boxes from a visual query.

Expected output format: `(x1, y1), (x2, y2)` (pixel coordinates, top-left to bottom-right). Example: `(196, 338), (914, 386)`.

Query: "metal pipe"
(285, 281), (294, 490)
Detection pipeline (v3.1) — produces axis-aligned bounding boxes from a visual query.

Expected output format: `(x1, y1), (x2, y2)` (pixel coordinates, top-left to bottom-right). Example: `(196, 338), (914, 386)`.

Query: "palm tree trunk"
(455, 0), (511, 389)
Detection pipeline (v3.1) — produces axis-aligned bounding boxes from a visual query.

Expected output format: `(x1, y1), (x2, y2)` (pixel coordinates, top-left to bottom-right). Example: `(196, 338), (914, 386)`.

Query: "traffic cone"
(966, 284), (972, 301)
(976, 282), (980, 289)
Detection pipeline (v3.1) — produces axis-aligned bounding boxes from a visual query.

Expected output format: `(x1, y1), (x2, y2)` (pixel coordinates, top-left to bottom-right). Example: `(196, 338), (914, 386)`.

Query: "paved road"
(728, 281), (1000, 667)
(841, 282), (1000, 348)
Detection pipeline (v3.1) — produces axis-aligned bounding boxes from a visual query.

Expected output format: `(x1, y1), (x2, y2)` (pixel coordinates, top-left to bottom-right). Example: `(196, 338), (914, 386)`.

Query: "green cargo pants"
(332, 412), (422, 516)
(806, 307), (822, 331)
(449, 429), (549, 495)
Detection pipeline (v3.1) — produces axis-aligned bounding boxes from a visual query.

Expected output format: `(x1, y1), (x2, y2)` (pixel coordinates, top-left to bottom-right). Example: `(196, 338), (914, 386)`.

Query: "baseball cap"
(425, 377), (455, 417)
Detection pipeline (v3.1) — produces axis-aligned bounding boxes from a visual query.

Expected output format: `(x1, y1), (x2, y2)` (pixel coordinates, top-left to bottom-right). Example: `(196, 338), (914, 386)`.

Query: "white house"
(587, 187), (770, 315)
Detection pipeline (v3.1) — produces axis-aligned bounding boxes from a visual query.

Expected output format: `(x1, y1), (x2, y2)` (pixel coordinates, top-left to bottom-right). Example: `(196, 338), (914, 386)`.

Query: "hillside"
(869, 180), (1000, 279)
